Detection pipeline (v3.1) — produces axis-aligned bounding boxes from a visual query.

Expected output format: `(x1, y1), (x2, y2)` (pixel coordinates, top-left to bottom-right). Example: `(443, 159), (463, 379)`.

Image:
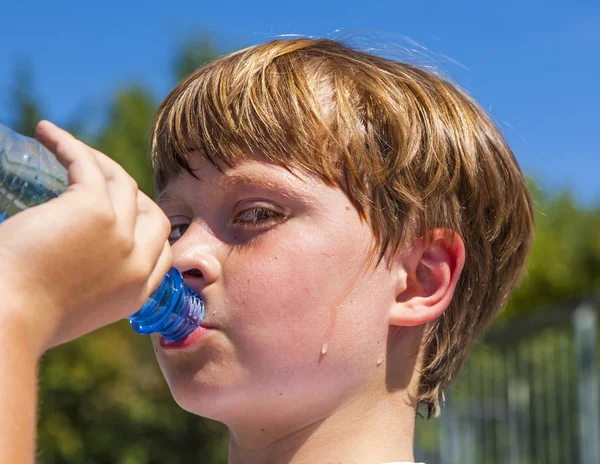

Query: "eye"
(232, 207), (285, 230)
(168, 222), (190, 244)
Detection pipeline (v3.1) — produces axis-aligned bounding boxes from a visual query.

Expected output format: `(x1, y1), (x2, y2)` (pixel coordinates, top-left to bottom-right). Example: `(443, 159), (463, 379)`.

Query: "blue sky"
(1, 0), (598, 203)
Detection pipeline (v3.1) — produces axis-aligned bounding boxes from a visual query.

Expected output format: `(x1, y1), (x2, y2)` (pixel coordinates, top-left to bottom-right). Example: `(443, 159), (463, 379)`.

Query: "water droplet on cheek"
(376, 357), (384, 367)
(318, 268), (364, 359)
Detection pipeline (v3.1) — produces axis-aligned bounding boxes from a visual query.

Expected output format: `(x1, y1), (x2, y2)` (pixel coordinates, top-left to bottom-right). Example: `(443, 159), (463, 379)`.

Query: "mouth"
(160, 324), (217, 350)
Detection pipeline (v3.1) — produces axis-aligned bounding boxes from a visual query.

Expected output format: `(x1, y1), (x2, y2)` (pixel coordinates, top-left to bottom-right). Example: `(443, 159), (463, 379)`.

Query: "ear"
(389, 229), (465, 327)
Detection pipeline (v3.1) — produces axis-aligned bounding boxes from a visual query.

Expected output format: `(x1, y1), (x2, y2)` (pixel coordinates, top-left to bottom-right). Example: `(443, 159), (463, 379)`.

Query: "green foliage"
(95, 87), (158, 197)
(173, 34), (222, 82)
(9, 59), (43, 137)
(504, 180), (600, 318)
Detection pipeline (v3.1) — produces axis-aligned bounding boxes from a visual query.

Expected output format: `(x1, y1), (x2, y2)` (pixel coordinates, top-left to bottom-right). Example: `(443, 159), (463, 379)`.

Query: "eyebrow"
(220, 172), (300, 191)
(156, 172), (307, 205)
(156, 190), (187, 205)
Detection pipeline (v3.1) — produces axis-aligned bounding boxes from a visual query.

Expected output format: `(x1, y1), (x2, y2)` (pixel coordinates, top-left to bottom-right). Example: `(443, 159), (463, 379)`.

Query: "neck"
(226, 390), (416, 464)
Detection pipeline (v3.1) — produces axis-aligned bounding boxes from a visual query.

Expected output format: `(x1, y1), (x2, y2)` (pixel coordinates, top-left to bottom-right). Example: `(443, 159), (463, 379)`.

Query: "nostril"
(183, 269), (204, 279)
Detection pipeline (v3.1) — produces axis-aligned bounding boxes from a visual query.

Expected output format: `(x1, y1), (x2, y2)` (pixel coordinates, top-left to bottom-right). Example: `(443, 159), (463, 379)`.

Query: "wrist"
(0, 294), (50, 359)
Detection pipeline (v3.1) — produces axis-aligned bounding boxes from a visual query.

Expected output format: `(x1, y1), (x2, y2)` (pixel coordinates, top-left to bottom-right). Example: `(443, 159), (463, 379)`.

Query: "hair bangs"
(150, 46), (349, 193)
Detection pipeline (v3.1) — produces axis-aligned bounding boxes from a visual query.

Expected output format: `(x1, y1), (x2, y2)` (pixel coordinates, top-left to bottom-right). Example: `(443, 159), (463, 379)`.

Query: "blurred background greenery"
(7, 35), (600, 463)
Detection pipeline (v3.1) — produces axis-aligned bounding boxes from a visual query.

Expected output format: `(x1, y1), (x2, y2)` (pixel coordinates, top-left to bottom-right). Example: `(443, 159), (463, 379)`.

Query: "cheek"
(222, 222), (388, 364)
(225, 239), (331, 343)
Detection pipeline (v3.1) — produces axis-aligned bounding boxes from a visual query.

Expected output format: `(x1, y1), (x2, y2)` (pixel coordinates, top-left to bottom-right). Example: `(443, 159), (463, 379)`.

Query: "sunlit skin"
(151, 153), (465, 464)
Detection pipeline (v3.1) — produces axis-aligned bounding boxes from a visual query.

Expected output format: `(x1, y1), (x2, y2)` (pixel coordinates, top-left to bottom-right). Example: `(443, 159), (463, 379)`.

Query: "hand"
(0, 121), (172, 355)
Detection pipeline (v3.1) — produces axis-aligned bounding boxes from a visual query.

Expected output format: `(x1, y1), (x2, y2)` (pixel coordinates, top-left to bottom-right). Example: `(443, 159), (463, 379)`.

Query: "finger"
(145, 241), (174, 296)
(135, 188), (155, 213)
(133, 197), (172, 274)
(88, 149), (139, 235)
(35, 121), (106, 194)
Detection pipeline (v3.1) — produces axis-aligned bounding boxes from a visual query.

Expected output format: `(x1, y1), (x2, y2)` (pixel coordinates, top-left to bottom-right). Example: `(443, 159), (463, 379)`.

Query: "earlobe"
(389, 229), (465, 327)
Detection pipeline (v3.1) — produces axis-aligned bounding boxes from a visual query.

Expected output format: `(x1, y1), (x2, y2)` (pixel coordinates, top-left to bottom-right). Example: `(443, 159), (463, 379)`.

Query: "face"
(152, 154), (399, 427)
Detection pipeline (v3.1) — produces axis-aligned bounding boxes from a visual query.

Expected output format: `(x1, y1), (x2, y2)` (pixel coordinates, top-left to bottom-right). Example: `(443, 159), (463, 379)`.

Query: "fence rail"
(415, 298), (600, 464)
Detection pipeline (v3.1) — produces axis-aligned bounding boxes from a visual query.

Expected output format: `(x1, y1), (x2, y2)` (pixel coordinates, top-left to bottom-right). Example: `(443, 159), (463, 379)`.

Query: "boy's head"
(150, 38), (533, 419)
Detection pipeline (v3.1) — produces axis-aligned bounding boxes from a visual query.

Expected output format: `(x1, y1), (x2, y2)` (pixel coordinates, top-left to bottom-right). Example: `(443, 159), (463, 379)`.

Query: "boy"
(0, 38), (533, 463)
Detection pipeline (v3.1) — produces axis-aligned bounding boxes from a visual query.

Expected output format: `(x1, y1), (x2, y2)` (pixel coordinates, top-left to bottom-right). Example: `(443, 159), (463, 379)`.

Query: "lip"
(160, 325), (216, 350)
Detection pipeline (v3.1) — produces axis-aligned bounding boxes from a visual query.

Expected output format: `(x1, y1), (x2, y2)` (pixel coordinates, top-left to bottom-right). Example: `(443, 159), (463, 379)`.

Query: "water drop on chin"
(321, 342), (329, 356)
(376, 357), (384, 366)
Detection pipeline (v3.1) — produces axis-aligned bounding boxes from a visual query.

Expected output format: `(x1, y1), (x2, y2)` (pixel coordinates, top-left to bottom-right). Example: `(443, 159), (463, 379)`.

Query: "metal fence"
(415, 298), (600, 464)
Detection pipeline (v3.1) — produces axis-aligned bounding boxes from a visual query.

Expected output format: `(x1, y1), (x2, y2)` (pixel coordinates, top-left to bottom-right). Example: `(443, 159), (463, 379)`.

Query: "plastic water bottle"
(0, 122), (204, 341)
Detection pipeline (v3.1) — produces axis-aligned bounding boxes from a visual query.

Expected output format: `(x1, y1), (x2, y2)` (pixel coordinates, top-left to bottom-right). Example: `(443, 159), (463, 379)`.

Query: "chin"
(158, 360), (246, 421)
(169, 381), (227, 418)
(169, 379), (270, 425)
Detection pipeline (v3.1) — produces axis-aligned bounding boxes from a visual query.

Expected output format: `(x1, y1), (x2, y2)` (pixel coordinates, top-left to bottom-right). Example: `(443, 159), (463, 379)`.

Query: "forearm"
(0, 315), (39, 463)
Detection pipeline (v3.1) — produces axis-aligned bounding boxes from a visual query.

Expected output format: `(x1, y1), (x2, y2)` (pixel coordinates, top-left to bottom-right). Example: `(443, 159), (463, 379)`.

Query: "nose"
(171, 222), (222, 288)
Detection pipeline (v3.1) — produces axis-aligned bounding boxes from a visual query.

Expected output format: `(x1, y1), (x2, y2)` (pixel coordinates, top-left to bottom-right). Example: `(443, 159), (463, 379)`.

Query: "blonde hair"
(151, 38), (534, 417)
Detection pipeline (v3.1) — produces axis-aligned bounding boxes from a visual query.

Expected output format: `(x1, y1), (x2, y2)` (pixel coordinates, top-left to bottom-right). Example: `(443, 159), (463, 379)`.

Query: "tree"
(173, 34), (222, 82)
(95, 87), (158, 196)
(9, 60), (44, 137)
(503, 181), (600, 319)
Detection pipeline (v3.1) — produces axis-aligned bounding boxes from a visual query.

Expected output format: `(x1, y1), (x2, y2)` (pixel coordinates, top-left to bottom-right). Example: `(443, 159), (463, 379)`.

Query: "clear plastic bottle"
(0, 122), (204, 340)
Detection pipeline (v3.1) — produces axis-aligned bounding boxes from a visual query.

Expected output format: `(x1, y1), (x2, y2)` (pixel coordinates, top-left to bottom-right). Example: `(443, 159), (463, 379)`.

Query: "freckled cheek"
(223, 243), (336, 329)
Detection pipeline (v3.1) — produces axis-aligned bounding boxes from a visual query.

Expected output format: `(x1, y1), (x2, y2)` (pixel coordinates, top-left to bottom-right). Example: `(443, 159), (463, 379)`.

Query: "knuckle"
(145, 202), (171, 238)
(131, 262), (153, 284)
(53, 137), (69, 157)
(160, 215), (172, 238)
(163, 246), (174, 271)
(137, 190), (151, 208)
(116, 233), (135, 256)
(114, 166), (131, 182)
(92, 204), (117, 228)
(103, 208), (118, 227)
(77, 140), (97, 161)
(75, 138), (89, 150)
(90, 216), (114, 233)
(130, 265), (150, 283)
(111, 170), (137, 192)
